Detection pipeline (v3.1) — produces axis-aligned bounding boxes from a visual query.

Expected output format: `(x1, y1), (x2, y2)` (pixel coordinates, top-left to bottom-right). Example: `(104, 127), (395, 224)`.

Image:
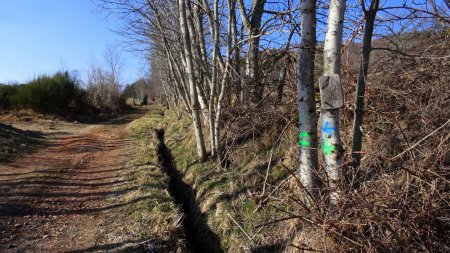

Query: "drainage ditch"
(155, 129), (223, 253)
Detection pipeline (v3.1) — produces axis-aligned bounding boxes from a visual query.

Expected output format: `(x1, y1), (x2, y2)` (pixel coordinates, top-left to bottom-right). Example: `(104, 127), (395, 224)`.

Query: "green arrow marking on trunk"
(299, 132), (311, 147)
(323, 139), (335, 155)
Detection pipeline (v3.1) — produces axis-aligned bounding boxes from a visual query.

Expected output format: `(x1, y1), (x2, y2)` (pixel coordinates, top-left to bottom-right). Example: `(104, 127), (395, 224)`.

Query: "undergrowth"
(283, 32), (450, 252)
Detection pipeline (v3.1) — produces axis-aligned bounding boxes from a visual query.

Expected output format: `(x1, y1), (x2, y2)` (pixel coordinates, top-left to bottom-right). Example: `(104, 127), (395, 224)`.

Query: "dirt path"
(0, 110), (150, 252)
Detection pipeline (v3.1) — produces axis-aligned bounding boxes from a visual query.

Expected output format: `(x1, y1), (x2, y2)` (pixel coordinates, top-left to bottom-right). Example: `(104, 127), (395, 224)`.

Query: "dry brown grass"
(281, 32), (449, 252)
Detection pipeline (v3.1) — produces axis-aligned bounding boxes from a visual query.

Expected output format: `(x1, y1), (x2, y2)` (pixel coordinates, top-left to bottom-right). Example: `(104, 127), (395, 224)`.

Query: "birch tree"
(297, 0), (320, 202)
(201, 0), (235, 163)
(178, 0), (207, 161)
(199, 0), (221, 158)
(320, 0), (346, 202)
(213, 0), (233, 162)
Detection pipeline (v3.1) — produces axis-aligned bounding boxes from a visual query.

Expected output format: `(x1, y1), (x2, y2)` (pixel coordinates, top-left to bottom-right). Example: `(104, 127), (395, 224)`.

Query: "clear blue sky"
(0, 0), (145, 85)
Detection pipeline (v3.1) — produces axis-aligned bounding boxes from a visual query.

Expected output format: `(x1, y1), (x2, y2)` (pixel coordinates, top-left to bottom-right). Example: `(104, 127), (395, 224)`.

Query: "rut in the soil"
(155, 129), (223, 253)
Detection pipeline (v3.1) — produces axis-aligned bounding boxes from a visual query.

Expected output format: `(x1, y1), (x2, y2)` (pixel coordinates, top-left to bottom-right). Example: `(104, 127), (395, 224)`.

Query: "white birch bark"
(149, 2), (192, 111)
(298, 0), (320, 203)
(186, 4), (211, 140)
(208, 0), (220, 157)
(213, 0), (234, 164)
(178, 0), (207, 161)
(321, 0), (346, 203)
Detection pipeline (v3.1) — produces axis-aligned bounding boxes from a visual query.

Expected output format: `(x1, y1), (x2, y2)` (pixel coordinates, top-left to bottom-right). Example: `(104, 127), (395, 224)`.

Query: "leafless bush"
(86, 46), (124, 112)
(86, 64), (122, 112)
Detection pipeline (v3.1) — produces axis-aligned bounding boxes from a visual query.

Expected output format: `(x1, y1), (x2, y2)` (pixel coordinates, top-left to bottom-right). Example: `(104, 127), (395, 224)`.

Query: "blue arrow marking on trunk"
(322, 122), (336, 135)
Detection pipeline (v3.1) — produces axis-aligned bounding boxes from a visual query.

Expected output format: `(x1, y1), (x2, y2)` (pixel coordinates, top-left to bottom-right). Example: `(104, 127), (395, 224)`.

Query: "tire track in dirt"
(0, 111), (148, 252)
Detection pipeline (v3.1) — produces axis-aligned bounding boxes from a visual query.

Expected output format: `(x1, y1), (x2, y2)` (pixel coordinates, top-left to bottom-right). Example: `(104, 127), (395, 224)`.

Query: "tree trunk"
(321, 0), (346, 203)
(178, 0), (207, 161)
(297, 0), (320, 203)
(277, 67), (287, 103)
(230, 0), (241, 103)
(350, 0), (379, 185)
(237, 0), (265, 104)
(213, 0), (235, 165)
(248, 34), (262, 103)
(208, 0), (220, 157)
(278, 27), (296, 104)
(149, 2), (191, 111)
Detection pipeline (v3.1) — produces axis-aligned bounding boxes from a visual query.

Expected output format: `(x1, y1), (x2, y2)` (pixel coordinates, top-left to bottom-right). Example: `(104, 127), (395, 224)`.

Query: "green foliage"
(11, 71), (76, 112)
(142, 95), (148, 105)
(121, 83), (136, 99)
(1, 71), (79, 113)
(0, 84), (19, 109)
(121, 78), (150, 105)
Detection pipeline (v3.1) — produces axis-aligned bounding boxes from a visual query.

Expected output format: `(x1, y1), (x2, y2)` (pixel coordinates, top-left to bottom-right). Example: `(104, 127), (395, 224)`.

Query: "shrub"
(142, 95), (148, 105)
(0, 84), (19, 109)
(86, 66), (124, 112)
(1, 70), (126, 115)
(9, 71), (77, 113)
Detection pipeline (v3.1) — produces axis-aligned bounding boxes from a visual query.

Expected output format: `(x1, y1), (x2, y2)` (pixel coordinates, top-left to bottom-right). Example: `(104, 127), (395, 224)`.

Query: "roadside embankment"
(130, 105), (292, 252)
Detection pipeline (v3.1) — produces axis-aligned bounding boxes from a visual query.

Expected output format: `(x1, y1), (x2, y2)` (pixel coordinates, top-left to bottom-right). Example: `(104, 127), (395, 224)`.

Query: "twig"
(259, 118), (294, 198)
(394, 117), (416, 162)
(259, 148), (274, 197)
(391, 119), (449, 160)
(260, 174), (293, 206)
(226, 213), (253, 241)
(289, 244), (324, 252)
(137, 238), (155, 245)
(254, 215), (301, 229)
